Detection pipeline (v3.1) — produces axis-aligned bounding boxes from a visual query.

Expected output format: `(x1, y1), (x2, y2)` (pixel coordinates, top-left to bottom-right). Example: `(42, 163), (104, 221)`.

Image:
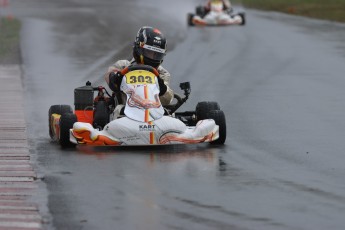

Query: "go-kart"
(187, 1), (245, 26)
(48, 65), (226, 147)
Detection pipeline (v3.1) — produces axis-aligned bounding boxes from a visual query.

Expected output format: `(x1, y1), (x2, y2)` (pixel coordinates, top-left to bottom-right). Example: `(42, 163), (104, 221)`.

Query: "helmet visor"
(142, 44), (166, 61)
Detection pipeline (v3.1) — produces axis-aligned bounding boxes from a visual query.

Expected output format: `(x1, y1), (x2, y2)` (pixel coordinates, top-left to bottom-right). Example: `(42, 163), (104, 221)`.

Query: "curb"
(0, 65), (42, 229)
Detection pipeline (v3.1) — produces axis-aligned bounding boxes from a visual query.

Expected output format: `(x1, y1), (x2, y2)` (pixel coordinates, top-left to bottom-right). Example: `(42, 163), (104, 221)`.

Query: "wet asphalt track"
(9, 0), (345, 229)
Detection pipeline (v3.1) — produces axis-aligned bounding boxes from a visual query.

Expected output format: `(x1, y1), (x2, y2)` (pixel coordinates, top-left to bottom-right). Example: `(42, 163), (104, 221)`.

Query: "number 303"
(128, 75), (154, 84)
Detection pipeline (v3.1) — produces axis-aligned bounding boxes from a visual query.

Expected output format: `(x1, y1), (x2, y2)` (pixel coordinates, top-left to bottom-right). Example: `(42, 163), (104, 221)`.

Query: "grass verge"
(232, 0), (345, 23)
(0, 17), (21, 64)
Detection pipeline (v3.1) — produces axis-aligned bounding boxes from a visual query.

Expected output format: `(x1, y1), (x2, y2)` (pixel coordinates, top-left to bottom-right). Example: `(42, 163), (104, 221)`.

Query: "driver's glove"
(109, 71), (123, 92)
(157, 76), (167, 96)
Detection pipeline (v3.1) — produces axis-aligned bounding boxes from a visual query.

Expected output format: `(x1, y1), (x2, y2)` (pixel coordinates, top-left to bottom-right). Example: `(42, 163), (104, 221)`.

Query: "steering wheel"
(120, 64), (159, 76)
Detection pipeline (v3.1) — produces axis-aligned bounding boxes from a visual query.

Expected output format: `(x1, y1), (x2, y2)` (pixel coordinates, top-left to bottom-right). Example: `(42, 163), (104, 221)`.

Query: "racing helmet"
(133, 26), (167, 68)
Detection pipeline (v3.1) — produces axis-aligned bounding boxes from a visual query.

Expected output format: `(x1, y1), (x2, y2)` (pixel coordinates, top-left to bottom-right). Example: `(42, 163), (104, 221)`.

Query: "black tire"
(207, 110), (226, 145)
(187, 13), (195, 26)
(238, 12), (246, 25)
(196, 101), (220, 121)
(93, 100), (110, 130)
(48, 105), (73, 139)
(196, 5), (206, 17)
(59, 113), (77, 148)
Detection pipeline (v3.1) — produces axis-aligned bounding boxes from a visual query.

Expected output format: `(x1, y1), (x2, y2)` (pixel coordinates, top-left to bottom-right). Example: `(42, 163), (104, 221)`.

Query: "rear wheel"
(59, 113), (77, 148)
(207, 110), (226, 145)
(196, 101), (220, 121)
(48, 105), (73, 139)
(196, 5), (206, 17)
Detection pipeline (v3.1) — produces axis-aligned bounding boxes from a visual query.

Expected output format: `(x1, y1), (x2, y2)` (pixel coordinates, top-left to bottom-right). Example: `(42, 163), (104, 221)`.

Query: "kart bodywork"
(49, 65), (226, 147)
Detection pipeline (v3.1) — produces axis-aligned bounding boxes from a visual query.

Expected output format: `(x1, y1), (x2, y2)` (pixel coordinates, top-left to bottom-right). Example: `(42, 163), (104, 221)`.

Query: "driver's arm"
(223, 0), (232, 10)
(104, 60), (131, 87)
(157, 66), (174, 106)
(205, 1), (211, 11)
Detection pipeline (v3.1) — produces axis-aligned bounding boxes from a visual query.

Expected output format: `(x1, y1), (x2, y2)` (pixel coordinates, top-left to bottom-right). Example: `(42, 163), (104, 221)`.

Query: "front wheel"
(208, 110), (226, 145)
(48, 105), (73, 139)
(59, 113), (77, 148)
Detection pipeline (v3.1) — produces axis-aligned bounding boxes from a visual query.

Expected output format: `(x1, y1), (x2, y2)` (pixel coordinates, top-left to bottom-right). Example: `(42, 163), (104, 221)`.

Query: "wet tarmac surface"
(8, 0), (345, 229)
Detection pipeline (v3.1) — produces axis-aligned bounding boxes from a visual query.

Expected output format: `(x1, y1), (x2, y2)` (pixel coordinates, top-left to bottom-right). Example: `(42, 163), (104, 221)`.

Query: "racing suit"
(105, 59), (174, 118)
(205, 0), (231, 11)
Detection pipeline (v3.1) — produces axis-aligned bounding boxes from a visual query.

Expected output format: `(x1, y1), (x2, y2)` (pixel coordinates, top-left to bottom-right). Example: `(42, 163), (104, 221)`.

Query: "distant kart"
(48, 65), (226, 147)
(187, 3), (245, 26)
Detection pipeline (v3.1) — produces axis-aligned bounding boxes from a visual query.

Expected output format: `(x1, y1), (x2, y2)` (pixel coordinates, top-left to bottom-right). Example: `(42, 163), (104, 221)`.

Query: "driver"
(205, 0), (232, 12)
(104, 26), (174, 118)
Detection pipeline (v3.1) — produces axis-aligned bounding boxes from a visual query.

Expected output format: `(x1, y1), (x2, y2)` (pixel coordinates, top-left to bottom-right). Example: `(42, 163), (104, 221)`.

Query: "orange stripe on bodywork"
(150, 132), (155, 144)
(148, 121), (155, 144)
(144, 85), (149, 122)
(72, 129), (121, 146)
(145, 110), (149, 122)
(145, 85), (148, 98)
(159, 132), (215, 145)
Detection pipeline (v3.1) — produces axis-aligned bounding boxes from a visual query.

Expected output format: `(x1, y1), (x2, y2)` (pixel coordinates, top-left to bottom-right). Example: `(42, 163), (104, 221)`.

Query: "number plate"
(125, 70), (156, 85)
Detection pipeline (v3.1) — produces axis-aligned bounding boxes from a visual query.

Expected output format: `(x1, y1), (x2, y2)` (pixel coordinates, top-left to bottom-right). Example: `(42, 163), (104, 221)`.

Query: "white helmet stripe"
(143, 44), (166, 54)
